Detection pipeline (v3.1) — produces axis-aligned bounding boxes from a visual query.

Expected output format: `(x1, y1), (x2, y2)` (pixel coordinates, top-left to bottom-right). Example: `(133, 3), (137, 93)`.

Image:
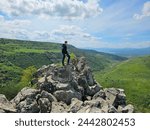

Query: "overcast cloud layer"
(0, 0), (150, 48)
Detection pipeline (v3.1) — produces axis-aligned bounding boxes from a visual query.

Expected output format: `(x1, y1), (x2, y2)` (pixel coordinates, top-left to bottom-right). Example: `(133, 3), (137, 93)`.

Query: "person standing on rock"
(62, 41), (70, 66)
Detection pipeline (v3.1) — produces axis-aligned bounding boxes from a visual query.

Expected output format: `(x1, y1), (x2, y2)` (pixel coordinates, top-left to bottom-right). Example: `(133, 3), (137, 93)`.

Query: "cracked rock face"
(0, 57), (134, 113)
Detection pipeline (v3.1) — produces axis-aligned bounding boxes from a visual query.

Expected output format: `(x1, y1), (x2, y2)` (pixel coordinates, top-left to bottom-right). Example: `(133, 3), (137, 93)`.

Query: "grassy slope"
(95, 56), (150, 112)
(0, 38), (126, 99)
(0, 38), (126, 69)
(0, 62), (23, 99)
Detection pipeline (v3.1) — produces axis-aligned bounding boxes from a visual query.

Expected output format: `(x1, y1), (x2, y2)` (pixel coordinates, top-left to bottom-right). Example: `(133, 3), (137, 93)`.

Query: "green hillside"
(0, 38), (126, 99)
(95, 56), (150, 112)
(0, 38), (126, 69)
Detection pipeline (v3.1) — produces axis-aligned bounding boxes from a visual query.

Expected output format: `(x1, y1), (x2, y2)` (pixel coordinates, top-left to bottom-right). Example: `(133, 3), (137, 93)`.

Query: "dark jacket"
(62, 44), (67, 54)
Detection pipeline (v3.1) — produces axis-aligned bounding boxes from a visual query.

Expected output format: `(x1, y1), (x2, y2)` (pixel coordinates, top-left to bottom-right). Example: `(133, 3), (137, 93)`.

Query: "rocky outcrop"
(0, 94), (16, 113)
(0, 57), (134, 113)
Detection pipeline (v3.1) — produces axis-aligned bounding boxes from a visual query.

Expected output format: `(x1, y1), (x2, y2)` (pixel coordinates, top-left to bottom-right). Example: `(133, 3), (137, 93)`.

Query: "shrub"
(17, 66), (37, 89)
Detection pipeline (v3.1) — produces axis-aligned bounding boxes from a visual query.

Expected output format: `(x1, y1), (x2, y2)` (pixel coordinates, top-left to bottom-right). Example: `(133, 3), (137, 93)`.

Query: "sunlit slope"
(95, 56), (150, 112)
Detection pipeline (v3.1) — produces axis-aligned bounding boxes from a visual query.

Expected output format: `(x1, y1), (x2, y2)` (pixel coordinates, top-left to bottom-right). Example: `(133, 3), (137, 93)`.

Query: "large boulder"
(38, 98), (51, 113)
(77, 75), (88, 88)
(38, 77), (56, 93)
(0, 94), (16, 113)
(34, 65), (52, 78)
(11, 88), (40, 105)
(76, 57), (86, 72)
(16, 98), (40, 113)
(52, 66), (73, 83)
(11, 88), (54, 113)
(104, 88), (126, 108)
(83, 66), (95, 86)
(122, 104), (134, 113)
(95, 98), (109, 113)
(54, 90), (82, 105)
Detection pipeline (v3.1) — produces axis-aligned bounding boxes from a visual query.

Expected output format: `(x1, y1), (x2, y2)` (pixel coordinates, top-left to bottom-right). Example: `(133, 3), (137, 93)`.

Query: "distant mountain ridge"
(85, 47), (150, 57)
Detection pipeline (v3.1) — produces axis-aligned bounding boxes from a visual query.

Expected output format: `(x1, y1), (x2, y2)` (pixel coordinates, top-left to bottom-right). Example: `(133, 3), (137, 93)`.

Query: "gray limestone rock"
(0, 94), (16, 113)
(86, 84), (101, 96)
(38, 98), (51, 113)
(93, 90), (106, 100)
(51, 102), (68, 113)
(54, 90), (82, 105)
(76, 57), (86, 72)
(41, 90), (57, 102)
(11, 88), (40, 105)
(122, 104), (134, 113)
(69, 98), (83, 113)
(16, 98), (40, 113)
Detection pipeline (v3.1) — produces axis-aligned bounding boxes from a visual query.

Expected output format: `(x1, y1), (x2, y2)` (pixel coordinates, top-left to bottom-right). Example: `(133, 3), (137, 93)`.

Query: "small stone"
(108, 105), (118, 113)
(51, 102), (68, 113)
(86, 84), (101, 96)
(69, 98), (83, 113)
(41, 90), (57, 102)
(122, 104), (134, 113)
(93, 90), (106, 99)
(38, 98), (51, 113)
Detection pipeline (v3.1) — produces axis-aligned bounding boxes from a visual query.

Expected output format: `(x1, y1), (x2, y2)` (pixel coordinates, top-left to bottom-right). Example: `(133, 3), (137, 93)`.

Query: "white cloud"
(0, 0), (149, 49)
(0, 15), (31, 39)
(52, 25), (93, 38)
(0, 0), (103, 19)
(0, 16), (98, 46)
(10, 29), (30, 40)
(0, 15), (31, 28)
(1, 16), (149, 49)
(51, 25), (100, 46)
(134, 1), (150, 20)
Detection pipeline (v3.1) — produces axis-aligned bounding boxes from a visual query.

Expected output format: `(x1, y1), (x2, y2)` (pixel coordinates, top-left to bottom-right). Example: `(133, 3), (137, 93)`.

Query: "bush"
(70, 53), (78, 66)
(17, 66), (37, 89)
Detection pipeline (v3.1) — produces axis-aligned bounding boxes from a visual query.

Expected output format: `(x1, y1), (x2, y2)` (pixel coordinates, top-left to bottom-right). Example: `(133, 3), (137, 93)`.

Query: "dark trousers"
(62, 52), (70, 66)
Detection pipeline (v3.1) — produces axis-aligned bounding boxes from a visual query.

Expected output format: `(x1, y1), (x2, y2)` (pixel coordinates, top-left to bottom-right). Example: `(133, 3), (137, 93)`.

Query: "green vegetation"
(0, 38), (126, 69)
(0, 38), (150, 112)
(17, 66), (37, 89)
(0, 64), (36, 100)
(0, 62), (22, 99)
(0, 38), (126, 100)
(95, 56), (150, 112)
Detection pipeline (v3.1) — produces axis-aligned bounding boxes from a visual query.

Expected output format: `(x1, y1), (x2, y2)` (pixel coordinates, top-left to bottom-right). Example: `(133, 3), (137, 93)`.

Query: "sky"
(0, 0), (150, 48)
